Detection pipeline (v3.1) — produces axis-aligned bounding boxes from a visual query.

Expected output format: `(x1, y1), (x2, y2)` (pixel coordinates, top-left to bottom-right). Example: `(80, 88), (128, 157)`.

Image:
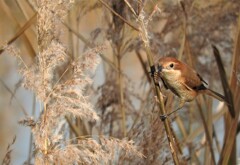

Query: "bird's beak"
(158, 65), (163, 72)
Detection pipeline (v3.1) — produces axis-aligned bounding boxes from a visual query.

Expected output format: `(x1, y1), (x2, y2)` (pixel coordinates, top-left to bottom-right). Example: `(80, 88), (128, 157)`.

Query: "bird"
(154, 56), (232, 119)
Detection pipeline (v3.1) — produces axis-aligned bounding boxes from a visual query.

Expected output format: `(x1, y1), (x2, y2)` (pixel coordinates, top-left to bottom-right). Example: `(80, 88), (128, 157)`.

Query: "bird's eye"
(169, 63), (174, 68)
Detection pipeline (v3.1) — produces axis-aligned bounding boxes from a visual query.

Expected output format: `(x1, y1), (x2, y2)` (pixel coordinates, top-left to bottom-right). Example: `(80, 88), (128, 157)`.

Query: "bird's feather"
(197, 73), (208, 85)
(160, 77), (169, 89)
(202, 89), (226, 102)
(180, 66), (203, 90)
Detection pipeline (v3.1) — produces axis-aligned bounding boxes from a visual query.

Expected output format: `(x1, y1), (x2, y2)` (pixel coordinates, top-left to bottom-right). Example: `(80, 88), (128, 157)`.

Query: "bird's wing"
(160, 77), (169, 89)
(197, 73), (208, 85)
(181, 69), (207, 91)
(180, 81), (193, 91)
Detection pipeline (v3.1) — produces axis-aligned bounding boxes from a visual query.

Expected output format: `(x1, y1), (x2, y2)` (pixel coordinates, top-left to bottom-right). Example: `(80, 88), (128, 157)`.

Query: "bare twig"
(0, 13), (37, 55)
(135, 50), (151, 83)
(60, 18), (121, 74)
(212, 125), (221, 153)
(123, 0), (137, 17)
(196, 98), (216, 165)
(218, 15), (240, 165)
(117, 56), (126, 137)
(137, 9), (180, 164)
(212, 45), (235, 118)
(2, 135), (16, 165)
(97, 0), (140, 32)
(65, 116), (81, 137)
(0, 79), (28, 116)
(27, 94), (36, 164)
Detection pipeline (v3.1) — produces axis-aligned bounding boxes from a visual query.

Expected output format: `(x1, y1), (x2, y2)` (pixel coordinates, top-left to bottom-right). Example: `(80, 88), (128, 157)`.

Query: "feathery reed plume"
(3, 0), (239, 164)
(3, 0), (143, 164)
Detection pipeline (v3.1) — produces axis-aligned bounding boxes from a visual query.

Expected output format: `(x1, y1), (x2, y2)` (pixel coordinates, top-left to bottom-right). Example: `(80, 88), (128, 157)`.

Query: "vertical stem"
(196, 99), (216, 165)
(213, 126), (221, 153)
(27, 94), (36, 164)
(44, 102), (48, 154)
(137, 7), (180, 162)
(204, 97), (213, 165)
(144, 45), (180, 164)
(117, 55), (126, 137)
(219, 15), (240, 165)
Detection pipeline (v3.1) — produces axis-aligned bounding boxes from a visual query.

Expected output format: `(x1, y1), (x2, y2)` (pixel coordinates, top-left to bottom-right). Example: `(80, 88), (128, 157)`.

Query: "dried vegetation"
(0, 0), (239, 165)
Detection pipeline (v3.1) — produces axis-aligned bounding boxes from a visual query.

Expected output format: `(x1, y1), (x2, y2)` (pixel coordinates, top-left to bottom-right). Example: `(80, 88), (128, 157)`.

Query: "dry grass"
(0, 0), (239, 164)
(1, 136), (16, 165)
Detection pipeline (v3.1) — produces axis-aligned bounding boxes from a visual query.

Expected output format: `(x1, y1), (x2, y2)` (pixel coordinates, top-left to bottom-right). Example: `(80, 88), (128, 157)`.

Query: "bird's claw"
(160, 114), (167, 121)
(153, 72), (159, 84)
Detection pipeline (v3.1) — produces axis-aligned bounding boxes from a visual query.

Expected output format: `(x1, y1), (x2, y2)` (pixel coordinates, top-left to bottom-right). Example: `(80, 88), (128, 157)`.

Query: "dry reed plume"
(0, 0), (239, 164)
(3, 0), (143, 164)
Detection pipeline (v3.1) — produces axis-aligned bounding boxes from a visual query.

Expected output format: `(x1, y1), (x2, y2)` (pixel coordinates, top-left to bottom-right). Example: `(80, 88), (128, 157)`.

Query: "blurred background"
(0, 0), (240, 164)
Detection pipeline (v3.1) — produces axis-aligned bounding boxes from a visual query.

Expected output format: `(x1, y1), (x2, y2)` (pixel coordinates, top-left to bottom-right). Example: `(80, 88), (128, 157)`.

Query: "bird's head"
(157, 57), (183, 80)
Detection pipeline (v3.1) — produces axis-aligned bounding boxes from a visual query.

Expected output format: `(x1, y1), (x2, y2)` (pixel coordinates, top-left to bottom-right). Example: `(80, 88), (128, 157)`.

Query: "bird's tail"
(204, 89), (226, 102)
(203, 89), (235, 118)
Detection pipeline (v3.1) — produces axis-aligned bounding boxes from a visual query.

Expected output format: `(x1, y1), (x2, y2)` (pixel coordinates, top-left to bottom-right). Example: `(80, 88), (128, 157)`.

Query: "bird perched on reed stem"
(154, 57), (233, 119)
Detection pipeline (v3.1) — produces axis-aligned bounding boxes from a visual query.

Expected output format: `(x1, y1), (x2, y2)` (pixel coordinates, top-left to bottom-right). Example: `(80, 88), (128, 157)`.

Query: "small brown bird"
(155, 57), (229, 118)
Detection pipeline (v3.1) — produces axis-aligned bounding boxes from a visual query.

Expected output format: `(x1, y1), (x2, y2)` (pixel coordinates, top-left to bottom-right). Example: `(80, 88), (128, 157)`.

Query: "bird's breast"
(163, 77), (197, 102)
